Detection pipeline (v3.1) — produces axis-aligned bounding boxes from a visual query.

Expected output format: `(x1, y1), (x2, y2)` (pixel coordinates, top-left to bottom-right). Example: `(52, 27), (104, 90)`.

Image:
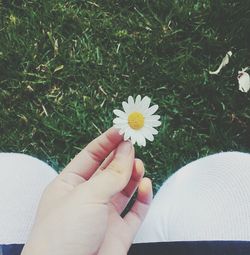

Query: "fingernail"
(116, 141), (132, 155)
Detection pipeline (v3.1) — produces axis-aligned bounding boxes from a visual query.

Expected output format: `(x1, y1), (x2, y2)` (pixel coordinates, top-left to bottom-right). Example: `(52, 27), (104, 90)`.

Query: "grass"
(0, 0), (250, 192)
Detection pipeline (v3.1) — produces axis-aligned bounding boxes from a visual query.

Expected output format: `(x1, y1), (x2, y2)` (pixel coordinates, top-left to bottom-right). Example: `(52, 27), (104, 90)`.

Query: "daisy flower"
(113, 95), (161, 147)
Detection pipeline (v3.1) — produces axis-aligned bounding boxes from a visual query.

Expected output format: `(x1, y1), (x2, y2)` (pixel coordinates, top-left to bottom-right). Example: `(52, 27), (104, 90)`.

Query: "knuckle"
(106, 160), (126, 175)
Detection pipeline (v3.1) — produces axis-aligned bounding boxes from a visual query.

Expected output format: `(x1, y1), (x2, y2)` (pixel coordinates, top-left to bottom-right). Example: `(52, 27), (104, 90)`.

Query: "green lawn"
(1, 0), (250, 191)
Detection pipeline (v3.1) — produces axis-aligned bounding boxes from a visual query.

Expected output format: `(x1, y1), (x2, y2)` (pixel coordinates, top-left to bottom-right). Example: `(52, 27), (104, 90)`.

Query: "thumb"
(77, 141), (135, 203)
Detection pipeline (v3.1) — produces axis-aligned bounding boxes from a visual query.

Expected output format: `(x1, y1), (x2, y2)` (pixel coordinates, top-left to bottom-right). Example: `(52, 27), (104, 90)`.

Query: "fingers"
(61, 128), (123, 181)
(77, 141), (135, 203)
(124, 178), (153, 239)
(111, 159), (144, 214)
(92, 150), (116, 178)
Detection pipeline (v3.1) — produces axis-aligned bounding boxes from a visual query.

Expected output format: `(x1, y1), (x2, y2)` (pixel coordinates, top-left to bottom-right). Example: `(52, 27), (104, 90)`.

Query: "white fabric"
(1, 151), (250, 245)
(134, 151), (250, 243)
(0, 153), (57, 244)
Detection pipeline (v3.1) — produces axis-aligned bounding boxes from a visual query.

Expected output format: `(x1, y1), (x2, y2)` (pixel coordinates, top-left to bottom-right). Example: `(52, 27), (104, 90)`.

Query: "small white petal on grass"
(209, 51), (232, 75)
(242, 67), (249, 72)
(238, 69), (250, 93)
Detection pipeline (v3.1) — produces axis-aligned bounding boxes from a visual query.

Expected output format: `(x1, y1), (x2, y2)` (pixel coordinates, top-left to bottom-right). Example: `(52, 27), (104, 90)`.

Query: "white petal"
(113, 125), (120, 131)
(131, 137), (136, 145)
(238, 71), (250, 93)
(145, 120), (161, 127)
(119, 127), (126, 135)
(136, 135), (142, 146)
(141, 127), (154, 141)
(128, 105), (140, 114)
(114, 125), (128, 136)
(133, 132), (142, 145)
(113, 117), (127, 125)
(139, 126), (158, 135)
(128, 96), (134, 105)
(138, 134), (146, 147)
(122, 101), (130, 112)
(113, 123), (127, 130)
(146, 115), (160, 121)
(130, 132), (137, 145)
(209, 51), (232, 75)
(147, 126), (158, 135)
(124, 129), (132, 141)
(141, 96), (151, 110)
(130, 131), (140, 146)
(113, 109), (127, 119)
(135, 95), (141, 105)
(142, 136), (146, 146)
(113, 121), (128, 128)
(145, 105), (159, 116)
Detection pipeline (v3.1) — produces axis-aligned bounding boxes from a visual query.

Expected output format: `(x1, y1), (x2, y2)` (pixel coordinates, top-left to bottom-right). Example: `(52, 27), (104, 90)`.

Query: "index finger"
(62, 127), (123, 180)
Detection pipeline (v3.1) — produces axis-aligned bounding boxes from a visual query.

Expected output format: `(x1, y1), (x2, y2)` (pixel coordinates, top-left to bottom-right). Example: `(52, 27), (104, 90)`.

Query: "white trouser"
(0, 153), (57, 244)
(134, 151), (250, 243)
(0, 151), (250, 244)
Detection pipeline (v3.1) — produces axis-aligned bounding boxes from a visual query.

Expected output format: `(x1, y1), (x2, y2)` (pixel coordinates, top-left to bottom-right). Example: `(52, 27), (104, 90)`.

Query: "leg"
(0, 153), (57, 244)
(134, 151), (250, 243)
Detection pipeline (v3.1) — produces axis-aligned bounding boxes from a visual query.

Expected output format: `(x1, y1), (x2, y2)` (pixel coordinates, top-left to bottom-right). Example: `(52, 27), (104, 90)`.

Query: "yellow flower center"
(128, 112), (144, 130)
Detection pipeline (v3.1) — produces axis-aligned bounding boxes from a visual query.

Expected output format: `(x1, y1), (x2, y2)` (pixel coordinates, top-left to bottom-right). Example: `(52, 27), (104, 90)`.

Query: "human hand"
(21, 128), (153, 255)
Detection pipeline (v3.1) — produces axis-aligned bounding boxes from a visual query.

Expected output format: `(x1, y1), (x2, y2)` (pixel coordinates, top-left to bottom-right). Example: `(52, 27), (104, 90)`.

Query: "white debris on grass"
(238, 67), (250, 93)
(209, 51), (233, 75)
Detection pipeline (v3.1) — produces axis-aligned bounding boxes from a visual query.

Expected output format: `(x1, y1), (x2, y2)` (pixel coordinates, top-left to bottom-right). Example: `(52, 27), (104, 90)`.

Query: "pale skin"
(21, 128), (153, 255)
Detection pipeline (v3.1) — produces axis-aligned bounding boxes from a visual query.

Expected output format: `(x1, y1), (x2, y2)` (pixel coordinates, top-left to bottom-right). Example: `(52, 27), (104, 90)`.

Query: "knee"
(156, 151), (250, 240)
(0, 152), (58, 182)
